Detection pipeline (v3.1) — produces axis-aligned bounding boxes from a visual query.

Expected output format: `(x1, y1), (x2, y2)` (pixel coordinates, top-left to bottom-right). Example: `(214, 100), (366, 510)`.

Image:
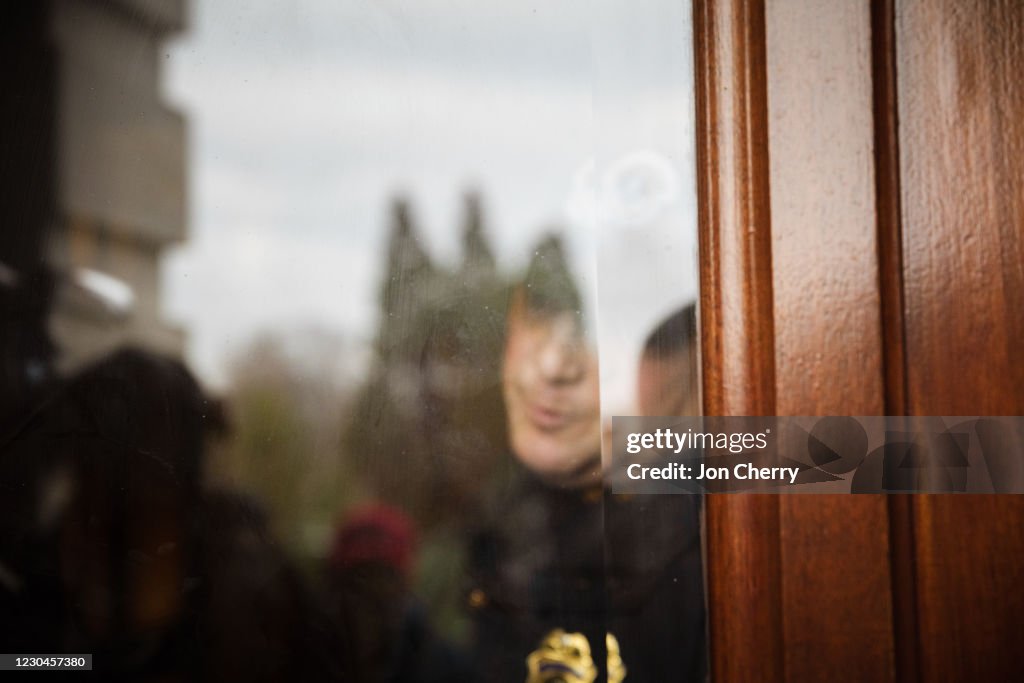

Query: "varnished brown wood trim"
(693, 4), (775, 417)
(871, 1), (921, 681)
(872, 0), (908, 421)
(886, 495), (920, 683)
(694, 0), (782, 680)
(895, 0), (1024, 678)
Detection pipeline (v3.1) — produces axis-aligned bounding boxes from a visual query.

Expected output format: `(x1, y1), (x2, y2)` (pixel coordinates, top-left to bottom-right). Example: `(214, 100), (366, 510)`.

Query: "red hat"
(329, 504), (417, 576)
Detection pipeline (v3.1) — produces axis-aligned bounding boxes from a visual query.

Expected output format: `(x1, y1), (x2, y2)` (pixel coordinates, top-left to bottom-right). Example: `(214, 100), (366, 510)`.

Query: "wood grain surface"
(764, 0), (896, 680)
(696, 0), (1024, 679)
(694, 0), (783, 680)
(896, 0), (1024, 679)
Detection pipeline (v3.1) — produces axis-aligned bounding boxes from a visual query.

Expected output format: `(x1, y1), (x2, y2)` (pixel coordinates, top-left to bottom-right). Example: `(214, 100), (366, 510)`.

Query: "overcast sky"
(163, 0), (697, 407)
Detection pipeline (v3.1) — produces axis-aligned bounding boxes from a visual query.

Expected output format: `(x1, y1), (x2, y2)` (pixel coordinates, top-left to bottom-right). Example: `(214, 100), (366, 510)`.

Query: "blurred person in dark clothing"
(326, 504), (473, 683)
(636, 304), (700, 419)
(0, 347), (351, 681)
(199, 488), (349, 683)
(465, 237), (706, 682)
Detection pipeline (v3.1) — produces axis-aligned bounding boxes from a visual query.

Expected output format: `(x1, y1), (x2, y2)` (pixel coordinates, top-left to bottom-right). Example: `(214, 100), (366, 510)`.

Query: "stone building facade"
(2, 0), (188, 374)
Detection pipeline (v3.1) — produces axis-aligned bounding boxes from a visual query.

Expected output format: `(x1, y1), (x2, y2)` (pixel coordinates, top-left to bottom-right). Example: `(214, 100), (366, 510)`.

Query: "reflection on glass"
(502, 237), (601, 485)
(1, 0), (702, 680)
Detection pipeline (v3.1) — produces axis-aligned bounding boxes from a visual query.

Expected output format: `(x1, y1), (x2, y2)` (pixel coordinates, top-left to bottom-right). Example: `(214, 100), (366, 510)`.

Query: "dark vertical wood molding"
(693, 0), (782, 680)
(871, 1), (921, 682)
(872, 0), (908, 420)
(886, 494), (921, 683)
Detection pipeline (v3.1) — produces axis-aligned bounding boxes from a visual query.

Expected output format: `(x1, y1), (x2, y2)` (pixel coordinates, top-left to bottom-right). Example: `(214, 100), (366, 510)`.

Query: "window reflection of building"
(41, 0), (187, 371)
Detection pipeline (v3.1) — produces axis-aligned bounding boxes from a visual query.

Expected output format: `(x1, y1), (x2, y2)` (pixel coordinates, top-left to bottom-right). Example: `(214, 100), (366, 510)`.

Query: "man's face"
(502, 305), (601, 478)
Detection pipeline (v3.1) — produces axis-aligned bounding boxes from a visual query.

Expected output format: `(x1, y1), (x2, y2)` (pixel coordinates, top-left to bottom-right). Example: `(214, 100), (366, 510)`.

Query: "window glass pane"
(0, 1), (702, 679)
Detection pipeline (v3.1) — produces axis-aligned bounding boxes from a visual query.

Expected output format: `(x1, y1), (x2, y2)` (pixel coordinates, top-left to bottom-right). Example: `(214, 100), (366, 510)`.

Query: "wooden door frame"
(694, 0), (901, 679)
(693, 1), (784, 680)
